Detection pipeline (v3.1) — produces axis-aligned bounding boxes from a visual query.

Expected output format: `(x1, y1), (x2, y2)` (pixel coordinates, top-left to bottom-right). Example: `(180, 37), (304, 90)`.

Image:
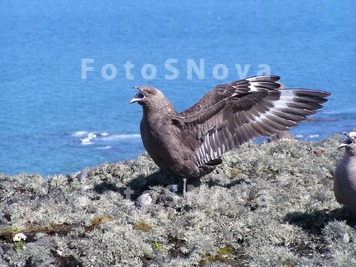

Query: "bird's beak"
(129, 86), (145, 104)
(338, 132), (354, 149)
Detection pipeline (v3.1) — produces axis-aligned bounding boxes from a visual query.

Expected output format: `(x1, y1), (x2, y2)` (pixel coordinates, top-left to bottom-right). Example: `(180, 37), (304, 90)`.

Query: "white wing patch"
(253, 90), (295, 125)
(190, 77), (329, 167)
(194, 89), (306, 166)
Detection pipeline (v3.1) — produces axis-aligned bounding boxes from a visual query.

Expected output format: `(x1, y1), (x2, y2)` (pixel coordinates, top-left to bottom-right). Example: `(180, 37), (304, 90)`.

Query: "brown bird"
(334, 132), (356, 216)
(130, 76), (330, 195)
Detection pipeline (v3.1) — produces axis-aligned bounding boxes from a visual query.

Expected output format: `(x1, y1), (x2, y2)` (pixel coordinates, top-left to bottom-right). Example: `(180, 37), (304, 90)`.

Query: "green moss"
(0, 227), (21, 235)
(0, 227), (26, 242)
(0, 217), (112, 242)
(84, 216), (112, 232)
(133, 221), (152, 232)
(152, 242), (167, 251)
(230, 168), (240, 178)
(14, 240), (25, 251)
(217, 246), (235, 256)
(0, 228), (28, 251)
(199, 246), (242, 266)
(91, 216), (112, 225)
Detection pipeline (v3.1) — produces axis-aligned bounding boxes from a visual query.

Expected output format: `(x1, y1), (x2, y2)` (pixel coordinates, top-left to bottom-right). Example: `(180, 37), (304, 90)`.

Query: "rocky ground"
(1, 134), (356, 266)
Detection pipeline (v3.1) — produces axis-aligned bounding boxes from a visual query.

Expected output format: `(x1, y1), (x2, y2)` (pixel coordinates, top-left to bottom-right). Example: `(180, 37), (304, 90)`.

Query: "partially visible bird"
(334, 132), (356, 216)
(130, 76), (331, 195)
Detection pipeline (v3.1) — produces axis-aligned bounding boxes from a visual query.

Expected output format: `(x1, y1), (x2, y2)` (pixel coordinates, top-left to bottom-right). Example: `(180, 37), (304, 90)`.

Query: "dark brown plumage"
(130, 76), (330, 182)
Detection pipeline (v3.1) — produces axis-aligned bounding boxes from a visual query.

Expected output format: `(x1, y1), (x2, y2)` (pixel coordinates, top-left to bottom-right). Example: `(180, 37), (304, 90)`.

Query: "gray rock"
(135, 192), (153, 208)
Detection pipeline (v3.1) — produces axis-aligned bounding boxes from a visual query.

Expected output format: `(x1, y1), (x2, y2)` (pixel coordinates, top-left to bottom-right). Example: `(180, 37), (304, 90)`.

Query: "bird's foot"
(183, 178), (187, 197)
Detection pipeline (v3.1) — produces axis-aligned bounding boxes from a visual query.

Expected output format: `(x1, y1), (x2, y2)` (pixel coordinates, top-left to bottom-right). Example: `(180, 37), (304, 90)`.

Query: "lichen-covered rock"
(1, 135), (355, 266)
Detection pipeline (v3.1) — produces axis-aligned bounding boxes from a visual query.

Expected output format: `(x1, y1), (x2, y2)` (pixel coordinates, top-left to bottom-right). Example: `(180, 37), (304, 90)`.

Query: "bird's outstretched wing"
(173, 76), (330, 166)
(178, 76), (282, 117)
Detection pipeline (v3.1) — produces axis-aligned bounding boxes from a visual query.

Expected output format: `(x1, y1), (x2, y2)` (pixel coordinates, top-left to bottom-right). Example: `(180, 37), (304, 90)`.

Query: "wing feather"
(173, 76), (330, 166)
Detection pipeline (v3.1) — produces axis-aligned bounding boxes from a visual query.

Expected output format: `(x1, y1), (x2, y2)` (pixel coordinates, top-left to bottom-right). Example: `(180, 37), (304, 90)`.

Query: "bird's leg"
(183, 178), (187, 197)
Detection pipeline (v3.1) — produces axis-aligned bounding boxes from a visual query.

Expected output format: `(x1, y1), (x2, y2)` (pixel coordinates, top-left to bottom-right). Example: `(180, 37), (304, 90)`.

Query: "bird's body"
(138, 91), (215, 178)
(334, 132), (356, 215)
(130, 76), (330, 185)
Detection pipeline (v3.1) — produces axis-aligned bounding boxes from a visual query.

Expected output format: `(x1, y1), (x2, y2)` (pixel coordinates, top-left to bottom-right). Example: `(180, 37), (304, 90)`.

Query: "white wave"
(294, 134), (320, 140)
(72, 131), (89, 137)
(73, 131), (140, 145)
(101, 134), (141, 141)
(79, 132), (97, 145)
(81, 138), (94, 145)
(73, 131), (107, 138)
(87, 133), (97, 139)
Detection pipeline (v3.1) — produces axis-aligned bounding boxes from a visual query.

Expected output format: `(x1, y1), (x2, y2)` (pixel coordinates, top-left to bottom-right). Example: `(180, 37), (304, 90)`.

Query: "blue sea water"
(1, 0), (356, 176)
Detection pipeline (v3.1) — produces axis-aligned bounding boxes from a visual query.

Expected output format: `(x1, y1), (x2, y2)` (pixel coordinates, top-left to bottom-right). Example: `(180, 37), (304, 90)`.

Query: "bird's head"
(338, 132), (356, 152)
(129, 85), (174, 112)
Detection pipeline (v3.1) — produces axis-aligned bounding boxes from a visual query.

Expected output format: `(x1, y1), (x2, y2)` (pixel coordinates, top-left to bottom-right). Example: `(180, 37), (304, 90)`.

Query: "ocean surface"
(1, 0), (356, 176)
